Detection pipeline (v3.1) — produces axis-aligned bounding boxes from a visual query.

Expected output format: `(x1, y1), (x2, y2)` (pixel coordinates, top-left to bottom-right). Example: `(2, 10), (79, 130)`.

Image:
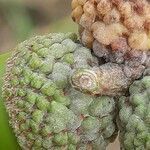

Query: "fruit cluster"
(2, 0), (150, 150)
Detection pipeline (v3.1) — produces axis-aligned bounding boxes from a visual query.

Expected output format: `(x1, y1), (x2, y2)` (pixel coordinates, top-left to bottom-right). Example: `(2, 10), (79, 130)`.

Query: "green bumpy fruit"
(2, 33), (117, 150)
(118, 76), (150, 150)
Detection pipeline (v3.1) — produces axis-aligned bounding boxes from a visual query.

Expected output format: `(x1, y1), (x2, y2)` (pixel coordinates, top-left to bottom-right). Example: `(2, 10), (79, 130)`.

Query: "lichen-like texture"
(2, 33), (117, 150)
(118, 76), (150, 150)
(72, 0), (150, 80)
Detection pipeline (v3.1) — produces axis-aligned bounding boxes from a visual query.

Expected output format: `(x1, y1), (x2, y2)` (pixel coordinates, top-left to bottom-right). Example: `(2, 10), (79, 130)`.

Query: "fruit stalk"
(71, 63), (130, 96)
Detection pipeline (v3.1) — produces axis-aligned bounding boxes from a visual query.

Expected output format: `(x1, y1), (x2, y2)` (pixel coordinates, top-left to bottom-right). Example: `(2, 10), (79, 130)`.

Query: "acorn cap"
(72, 0), (150, 81)
(118, 76), (150, 149)
(2, 33), (117, 149)
(72, 0), (150, 51)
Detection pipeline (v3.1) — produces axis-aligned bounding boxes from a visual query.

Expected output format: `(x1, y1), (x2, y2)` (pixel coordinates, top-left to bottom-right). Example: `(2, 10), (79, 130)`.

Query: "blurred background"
(0, 0), (120, 149)
(0, 0), (77, 53)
